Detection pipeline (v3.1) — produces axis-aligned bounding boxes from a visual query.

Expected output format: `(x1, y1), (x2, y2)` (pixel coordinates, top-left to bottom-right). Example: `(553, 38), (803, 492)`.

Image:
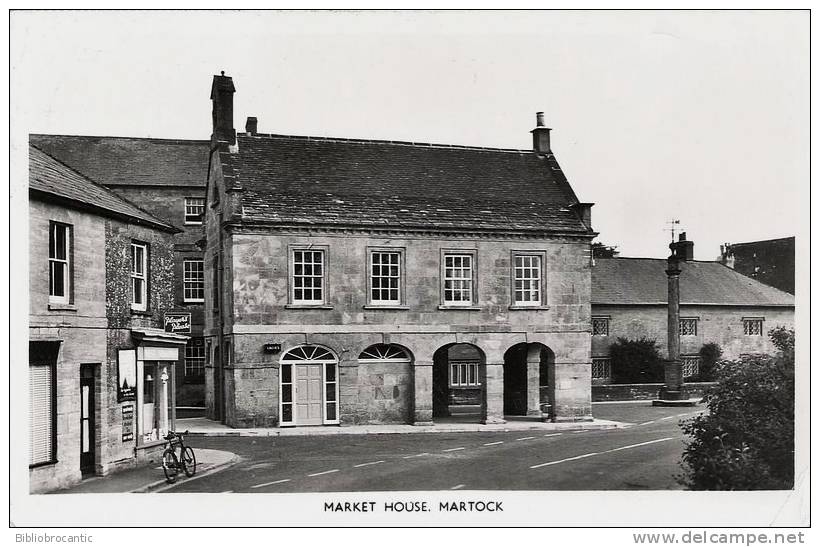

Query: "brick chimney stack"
(245, 116), (258, 135)
(531, 112), (552, 155)
(210, 71), (236, 146)
(670, 232), (695, 261)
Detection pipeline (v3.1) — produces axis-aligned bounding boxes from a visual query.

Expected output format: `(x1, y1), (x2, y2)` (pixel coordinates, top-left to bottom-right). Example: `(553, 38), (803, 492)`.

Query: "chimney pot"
(536, 111), (545, 127)
(530, 112), (552, 155)
(245, 116), (258, 135)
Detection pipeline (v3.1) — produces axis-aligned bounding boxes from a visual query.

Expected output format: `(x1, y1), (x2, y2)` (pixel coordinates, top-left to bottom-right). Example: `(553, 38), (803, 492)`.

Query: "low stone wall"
(592, 382), (716, 402)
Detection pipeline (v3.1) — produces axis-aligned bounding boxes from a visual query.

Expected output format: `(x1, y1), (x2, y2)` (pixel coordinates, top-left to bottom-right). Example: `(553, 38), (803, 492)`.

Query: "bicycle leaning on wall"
(162, 430), (197, 484)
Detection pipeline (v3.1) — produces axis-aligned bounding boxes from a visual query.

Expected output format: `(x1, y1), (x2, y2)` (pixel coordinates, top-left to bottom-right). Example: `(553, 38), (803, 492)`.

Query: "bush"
(609, 337), (664, 383)
(697, 342), (722, 382)
(678, 328), (795, 490)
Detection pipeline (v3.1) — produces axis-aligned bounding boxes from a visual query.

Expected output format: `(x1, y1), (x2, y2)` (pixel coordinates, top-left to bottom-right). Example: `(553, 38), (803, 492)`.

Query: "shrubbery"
(697, 342), (723, 382)
(678, 327), (795, 490)
(609, 337), (664, 383)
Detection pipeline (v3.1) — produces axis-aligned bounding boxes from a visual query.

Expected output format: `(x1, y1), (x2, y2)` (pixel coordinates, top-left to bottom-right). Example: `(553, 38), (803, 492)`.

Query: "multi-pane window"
(48, 222), (70, 303)
(130, 243), (148, 311)
(743, 318), (764, 336)
(370, 251), (401, 304)
(184, 197), (205, 225)
(679, 318), (698, 336)
(450, 361), (481, 387)
(185, 339), (205, 378)
(682, 356), (701, 379)
(592, 317), (610, 336)
(443, 253), (474, 305)
(29, 364), (55, 466)
(292, 249), (325, 304)
(513, 254), (542, 305)
(183, 260), (205, 302)
(592, 357), (612, 381)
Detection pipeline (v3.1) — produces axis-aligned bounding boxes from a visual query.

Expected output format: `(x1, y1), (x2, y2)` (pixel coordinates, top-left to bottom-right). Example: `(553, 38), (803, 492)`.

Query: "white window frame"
(131, 242), (148, 311)
(184, 339), (206, 378)
(183, 259), (205, 303)
(368, 249), (403, 306)
(592, 317), (610, 336)
(512, 252), (544, 306)
(441, 250), (477, 306)
(679, 317), (698, 336)
(48, 222), (71, 304)
(449, 360), (481, 387)
(743, 317), (764, 336)
(290, 247), (328, 306)
(184, 197), (205, 225)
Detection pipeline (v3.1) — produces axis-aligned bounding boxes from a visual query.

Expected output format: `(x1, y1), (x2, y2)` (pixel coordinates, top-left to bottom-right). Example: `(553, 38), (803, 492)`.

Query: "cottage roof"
(29, 134), (210, 187)
(29, 145), (177, 232)
(221, 133), (592, 234)
(592, 257), (794, 307)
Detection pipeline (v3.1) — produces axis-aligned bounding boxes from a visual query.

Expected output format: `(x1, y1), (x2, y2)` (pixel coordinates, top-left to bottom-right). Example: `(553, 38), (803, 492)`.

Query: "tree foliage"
(697, 342), (723, 382)
(609, 337), (664, 383)
(592, 242), (620, 258)
(678, 328), (795, 490)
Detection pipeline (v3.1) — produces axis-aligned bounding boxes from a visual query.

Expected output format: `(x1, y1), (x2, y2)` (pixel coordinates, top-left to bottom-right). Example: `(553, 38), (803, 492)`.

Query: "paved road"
(165, 403), (704, 493)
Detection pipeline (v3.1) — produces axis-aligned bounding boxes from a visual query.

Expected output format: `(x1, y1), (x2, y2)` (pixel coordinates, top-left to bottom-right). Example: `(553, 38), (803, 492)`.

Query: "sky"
(11, 10), (809, 260)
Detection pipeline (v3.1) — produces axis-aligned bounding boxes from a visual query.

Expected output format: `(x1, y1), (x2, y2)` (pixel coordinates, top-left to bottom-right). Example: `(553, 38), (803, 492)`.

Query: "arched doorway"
(432, 343), (485, 423)
(279, 345), (339, 427)
(503, 343), (555, 418)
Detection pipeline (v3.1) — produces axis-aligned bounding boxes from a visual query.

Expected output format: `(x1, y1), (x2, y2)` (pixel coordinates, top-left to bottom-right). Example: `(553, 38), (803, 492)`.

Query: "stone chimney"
(245, 116), (258, 135)
(530, 112), (552, 155)
(570, 202), (594, 230)
(670, 232), (694, 261)
(720, 243), (736, 269)
(210, 71), (236, 145)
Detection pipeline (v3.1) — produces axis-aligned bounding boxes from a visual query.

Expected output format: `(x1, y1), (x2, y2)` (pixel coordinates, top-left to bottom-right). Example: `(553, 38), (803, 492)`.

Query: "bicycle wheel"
(162, 448), (179, 483)
(181, 446), (197, 477)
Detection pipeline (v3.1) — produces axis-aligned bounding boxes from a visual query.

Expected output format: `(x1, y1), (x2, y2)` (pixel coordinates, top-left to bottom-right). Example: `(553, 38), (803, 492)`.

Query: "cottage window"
(592, 317), (610, 336)
(743, 318), (764, 336)
(679, 318), (698, 336)
(443, 252), (476, 305)
(591, 357), (612, 380)
(184, 197), (205, 225)
(29, 363), (56, 466)
(513, 254), (542, 305)
(130, 243), (148, 311)
(183, 259), (205, 302)
(369, 250), (402, 305)
(450, 361), (481, 387)
(681, 355), (701, 378)
(48, 222), (71, 303)
(292, 249), (326, 305)
(184, 338), (205, 379)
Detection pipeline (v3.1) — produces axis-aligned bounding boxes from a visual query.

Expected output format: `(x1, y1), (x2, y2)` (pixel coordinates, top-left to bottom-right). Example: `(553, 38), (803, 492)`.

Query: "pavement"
(48, 401), (699, 494)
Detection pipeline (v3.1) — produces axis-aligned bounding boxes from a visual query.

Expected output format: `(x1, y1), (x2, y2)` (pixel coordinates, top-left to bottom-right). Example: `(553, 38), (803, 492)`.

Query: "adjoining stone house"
(29, 145), (187, 493)
(30, 134), (211, 410)
(590, 236), (795, 385)
(204, 74), (597, 428)
(720, 236), (795, 295)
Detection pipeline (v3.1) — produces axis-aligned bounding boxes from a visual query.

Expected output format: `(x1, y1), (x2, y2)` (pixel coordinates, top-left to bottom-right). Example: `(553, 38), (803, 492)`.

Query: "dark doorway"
(432, 343), (484, 422)
(503, 344), (528, 415)
(80, 364), (97, 477)
(503, 344), (555, 418)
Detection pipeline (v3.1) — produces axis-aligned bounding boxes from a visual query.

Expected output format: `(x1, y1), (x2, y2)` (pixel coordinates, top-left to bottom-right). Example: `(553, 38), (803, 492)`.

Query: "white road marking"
(221, 490), (233, 493)
(659, 416), (674, 420)
(639, 420), (655, 426)
(530, 437), (675, 469)
(250, 479), (291, 489)
(442, 447), (465, 452)
(307, 469), (339, 477)
(483, 441), (504, 446)
(403, 453), (429, 459)
(353, 460), (385, 468)
(543, 433), (562, 437)
(516, 436), (536, 441)
(451, 484), (466, 490)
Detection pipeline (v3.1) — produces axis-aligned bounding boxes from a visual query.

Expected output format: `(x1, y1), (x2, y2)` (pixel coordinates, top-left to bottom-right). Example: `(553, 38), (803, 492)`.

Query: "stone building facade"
(204, 74), (597, 428)
(589, 237), (795, 384)
(29, 145), (186, 493)
(30, 135), (211, 409)
(720, 236), (795, 295)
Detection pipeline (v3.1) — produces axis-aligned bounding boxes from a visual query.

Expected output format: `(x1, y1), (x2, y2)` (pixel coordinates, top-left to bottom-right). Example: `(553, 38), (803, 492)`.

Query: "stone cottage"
(204, 74), (597, 428)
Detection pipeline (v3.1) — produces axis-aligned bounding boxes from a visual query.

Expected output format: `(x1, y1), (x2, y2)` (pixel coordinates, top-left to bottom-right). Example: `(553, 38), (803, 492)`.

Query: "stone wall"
(592, 382), (716, 402)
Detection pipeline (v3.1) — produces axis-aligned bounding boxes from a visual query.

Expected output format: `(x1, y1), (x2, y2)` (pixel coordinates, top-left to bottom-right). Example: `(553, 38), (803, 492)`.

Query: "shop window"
(184, 197), (205, 225)
(140, 362), (169, 443)
(592, 317), (610, 336)
(679, 318), (698, 336)
(183, 259), (205, 302)
(512, 253), (544, 306)
(592, 357), (612, 380)
(442, 251), (477, 306)
(743, 318), (764, 336)
(29, 363), (56, 466)
(450, 361), (480, 387)
(131, 242), (148, 311)
(291, 248), (327, 305)
(368, 250), (403, 305)
(185, 339), (205, 381)
(48, 222), (71, 304)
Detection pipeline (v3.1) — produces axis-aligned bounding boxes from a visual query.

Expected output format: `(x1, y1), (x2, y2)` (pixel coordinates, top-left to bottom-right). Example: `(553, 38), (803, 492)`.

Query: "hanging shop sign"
(121, 404), (134, 442)
(164, 313), (191, 334)
(117, 349), (137, 402)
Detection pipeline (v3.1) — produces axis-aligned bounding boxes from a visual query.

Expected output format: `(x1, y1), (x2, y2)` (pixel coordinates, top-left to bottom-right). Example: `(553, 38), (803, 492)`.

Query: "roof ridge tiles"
(238, 132), (529, 154)
(29, 133), (209, 145)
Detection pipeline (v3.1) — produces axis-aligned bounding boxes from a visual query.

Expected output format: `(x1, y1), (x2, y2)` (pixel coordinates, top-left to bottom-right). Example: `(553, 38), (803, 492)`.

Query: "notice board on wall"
(117, 349), (137, 402)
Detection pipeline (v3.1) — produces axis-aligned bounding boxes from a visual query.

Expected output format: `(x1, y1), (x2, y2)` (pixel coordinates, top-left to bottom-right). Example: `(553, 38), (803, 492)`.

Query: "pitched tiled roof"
(29, 134), (210, 187)
(29, 145), (177, 232)
(592, 257), (794, 307)
(226, 134), (591, 233)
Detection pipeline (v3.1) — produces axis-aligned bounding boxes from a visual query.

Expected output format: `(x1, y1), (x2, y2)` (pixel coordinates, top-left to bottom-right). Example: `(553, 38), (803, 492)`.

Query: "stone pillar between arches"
(412, 360), (434, 425)
(526, 358), (542, 417)
(481, 363), (505, 424)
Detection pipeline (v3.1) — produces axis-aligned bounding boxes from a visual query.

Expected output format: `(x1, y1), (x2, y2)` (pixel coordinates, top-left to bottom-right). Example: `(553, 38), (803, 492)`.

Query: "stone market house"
(204, 74), (597, 428)
(590, 235), (795, 388)
(30, 134), (211, 410)
(29, 145), (187, 493)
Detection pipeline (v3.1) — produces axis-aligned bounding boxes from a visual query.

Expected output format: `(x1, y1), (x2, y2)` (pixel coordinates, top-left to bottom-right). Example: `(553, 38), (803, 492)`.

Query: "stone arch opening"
(432, 343), (485, 422)
(503, 343), (555, 418)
